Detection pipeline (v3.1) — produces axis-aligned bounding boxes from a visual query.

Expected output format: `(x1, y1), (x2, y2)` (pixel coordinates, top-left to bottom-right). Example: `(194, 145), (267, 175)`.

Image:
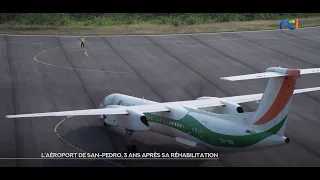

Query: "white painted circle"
(33, 43), (129, 74)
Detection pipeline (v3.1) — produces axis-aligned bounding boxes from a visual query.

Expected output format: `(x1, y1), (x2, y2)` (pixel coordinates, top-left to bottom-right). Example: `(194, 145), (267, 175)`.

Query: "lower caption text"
(40, 152), (219, 159)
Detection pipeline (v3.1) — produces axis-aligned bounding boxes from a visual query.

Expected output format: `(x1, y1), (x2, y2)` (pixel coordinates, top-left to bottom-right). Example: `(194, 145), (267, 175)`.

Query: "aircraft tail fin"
(221, 67), (320, 135)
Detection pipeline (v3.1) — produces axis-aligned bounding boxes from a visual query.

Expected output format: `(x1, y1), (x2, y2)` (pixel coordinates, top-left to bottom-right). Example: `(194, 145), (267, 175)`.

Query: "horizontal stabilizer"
(293, 87), (320, 94)
(220, 72), (286, 81)
(223, 86), (320, 104)
(300, 68), (320, 75)
(221, 67), (320, 81)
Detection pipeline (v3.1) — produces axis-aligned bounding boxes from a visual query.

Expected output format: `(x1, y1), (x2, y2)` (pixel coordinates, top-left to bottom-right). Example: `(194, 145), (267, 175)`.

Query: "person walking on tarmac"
(79, 37), (85, 48)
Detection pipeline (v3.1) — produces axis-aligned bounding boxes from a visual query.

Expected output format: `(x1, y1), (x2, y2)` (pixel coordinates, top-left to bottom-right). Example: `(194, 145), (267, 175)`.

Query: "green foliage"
(1, 13), (320, 26)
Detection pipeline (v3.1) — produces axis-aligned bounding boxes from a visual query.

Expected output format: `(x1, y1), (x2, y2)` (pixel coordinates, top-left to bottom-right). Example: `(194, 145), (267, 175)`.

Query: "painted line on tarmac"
(1, 26), (319, 37)
(3, 35), (320, 47)
(53, 117), (126, 167)
(33, 42), (129, 74)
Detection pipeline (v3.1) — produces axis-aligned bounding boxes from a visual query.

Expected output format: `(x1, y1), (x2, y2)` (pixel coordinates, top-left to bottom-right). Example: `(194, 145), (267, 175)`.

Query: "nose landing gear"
(125, 129), (137, 153)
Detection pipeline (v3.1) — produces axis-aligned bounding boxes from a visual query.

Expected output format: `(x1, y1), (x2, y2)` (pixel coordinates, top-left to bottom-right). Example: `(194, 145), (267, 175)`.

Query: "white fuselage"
(99, 94), (288, 152)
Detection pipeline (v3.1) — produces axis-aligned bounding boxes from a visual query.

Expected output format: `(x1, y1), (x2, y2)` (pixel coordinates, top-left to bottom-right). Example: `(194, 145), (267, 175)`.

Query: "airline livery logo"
(280, 18), (299, 31)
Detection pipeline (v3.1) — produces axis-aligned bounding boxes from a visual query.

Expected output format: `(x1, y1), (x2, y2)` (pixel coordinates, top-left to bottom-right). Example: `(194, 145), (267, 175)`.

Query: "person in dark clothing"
(80, 37), (85, 48)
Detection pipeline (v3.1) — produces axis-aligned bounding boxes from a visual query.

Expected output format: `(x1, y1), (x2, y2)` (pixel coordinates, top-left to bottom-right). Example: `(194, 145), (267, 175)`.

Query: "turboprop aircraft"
(6, 67), (320, 153)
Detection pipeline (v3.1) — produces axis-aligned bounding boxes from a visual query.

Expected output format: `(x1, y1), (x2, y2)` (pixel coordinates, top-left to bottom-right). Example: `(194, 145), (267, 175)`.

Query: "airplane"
(6, 67), (320, 153)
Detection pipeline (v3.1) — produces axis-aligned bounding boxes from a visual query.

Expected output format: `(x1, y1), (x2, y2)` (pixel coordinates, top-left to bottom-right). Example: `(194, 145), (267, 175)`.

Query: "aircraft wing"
(6, 87), (320, 119)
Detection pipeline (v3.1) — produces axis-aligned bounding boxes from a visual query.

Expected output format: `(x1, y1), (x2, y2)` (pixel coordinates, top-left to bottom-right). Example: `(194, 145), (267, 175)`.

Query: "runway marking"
(84, 51), (88, 56)
(33, 43), (129, 74)
(3, 35), (320, 48)
(1, 26), (319, 37)
(0, 42), (46, 45)
(53, 117), (125, 167)
(54, 119), (66, 133)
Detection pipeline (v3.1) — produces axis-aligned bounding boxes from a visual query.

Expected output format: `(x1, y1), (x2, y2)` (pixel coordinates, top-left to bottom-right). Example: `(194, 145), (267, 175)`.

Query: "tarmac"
(1, 27), (320, 167)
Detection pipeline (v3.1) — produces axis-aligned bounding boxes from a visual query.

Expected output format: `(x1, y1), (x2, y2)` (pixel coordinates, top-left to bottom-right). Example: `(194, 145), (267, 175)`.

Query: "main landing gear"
(125, 129), (137, 153)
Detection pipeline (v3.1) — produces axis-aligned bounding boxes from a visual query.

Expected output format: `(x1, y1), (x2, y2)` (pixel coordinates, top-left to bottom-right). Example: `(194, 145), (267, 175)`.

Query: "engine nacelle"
(99, 105), (123, 119)
(159, 105), (188, 120)
(104, 109), (149, 131)
(125, 109), (149, 131)
(219, 99), (244, 114)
